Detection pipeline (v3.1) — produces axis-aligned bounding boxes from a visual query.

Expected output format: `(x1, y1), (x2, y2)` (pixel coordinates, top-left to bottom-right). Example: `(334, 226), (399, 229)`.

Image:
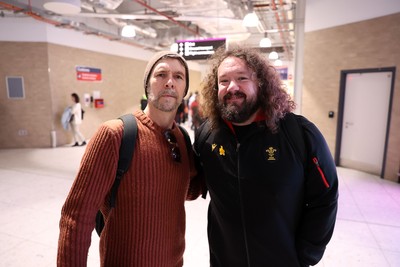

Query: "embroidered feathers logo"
(266, 147), (277, 161)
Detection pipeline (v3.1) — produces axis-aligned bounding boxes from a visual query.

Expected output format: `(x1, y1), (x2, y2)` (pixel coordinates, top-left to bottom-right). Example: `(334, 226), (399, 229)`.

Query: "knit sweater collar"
(134, 110), (178, 133)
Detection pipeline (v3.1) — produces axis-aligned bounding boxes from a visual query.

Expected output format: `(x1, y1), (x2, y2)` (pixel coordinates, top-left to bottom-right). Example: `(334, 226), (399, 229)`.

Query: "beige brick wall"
(303, 13), (400, 182)
(0, 42), (53, 148)
(0, 42), (202, 148)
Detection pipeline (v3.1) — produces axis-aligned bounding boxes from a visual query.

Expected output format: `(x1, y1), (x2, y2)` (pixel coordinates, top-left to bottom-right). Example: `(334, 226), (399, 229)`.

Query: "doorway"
(335, 67), (395, 177)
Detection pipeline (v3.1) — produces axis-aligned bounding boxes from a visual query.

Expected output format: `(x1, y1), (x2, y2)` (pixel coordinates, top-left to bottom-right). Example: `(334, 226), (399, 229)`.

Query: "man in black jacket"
(194, 46), (338, 267)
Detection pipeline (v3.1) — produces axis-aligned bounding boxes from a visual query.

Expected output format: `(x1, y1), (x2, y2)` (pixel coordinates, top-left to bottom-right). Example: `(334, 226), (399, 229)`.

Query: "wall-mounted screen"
(176, 38), (226, 60)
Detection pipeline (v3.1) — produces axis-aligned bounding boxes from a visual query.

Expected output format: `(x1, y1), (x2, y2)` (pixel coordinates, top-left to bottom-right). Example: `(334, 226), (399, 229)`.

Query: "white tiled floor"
(0, 137), (400, 266)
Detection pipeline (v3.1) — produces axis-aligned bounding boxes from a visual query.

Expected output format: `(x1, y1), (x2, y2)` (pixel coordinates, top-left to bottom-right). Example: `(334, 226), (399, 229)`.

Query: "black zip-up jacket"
(194, 114), (339, 267)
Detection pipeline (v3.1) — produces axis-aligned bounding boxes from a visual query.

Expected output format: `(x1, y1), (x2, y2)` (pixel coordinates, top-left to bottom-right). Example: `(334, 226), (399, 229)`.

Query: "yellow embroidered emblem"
(211, 144), (217, 151)
(266, 147), (277, 161)
(219, 146), (226, 156)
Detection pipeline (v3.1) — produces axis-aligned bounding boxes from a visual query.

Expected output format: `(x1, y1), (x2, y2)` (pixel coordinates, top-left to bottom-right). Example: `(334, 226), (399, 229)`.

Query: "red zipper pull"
(313, 157), (330, 188)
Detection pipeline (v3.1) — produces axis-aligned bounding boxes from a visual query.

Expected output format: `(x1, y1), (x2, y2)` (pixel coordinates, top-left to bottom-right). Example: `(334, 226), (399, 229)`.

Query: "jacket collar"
(223, 110), (267, 135)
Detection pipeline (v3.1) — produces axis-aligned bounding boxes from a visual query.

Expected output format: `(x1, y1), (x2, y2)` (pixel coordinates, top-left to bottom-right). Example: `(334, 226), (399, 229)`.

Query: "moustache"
(224, 91), (246, 100)
(159, 89), (178, 98)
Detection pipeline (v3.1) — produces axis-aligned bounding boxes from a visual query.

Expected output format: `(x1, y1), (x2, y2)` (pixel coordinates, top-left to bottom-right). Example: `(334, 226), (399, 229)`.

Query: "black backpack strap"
(109, 114), (138, 208)
(280, 113), (306, 165)
(178, 125), (192, 152)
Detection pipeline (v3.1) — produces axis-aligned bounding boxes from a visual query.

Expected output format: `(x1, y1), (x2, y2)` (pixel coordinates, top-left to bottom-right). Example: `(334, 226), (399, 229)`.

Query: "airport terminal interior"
(1, 0), (400, 266)
(0, 122), (399, 266)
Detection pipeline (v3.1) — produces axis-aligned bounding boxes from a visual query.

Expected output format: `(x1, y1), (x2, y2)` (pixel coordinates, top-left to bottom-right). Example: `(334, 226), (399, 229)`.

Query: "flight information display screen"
(176, 38), (226, 60)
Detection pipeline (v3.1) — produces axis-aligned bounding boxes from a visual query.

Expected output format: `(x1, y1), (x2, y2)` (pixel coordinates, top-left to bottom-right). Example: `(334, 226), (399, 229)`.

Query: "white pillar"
(293, 0), (306, 114)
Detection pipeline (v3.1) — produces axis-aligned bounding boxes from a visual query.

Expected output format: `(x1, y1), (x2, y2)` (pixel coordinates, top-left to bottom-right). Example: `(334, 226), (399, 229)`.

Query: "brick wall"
(0, 43), (202, 148)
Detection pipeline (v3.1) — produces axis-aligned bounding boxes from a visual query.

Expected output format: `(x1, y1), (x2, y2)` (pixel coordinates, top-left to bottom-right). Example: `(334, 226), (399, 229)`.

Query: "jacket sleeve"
(192, 121), (211, 199)
(184, 122), (207, 200)
(71, 103), (83, 124)
(57, 121), (122, 266)
(186, 143), (207, 200)
(70, 104), (78, 117)
(296, 117), (339, 266)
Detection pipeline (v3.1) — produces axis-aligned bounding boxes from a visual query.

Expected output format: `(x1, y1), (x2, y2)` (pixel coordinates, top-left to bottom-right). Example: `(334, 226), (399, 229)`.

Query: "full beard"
(218, 92), (259, 123)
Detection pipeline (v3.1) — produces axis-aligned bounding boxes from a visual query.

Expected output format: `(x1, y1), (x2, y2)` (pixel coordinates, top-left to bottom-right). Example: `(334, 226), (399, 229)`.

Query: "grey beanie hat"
(143, 51), (189, 97)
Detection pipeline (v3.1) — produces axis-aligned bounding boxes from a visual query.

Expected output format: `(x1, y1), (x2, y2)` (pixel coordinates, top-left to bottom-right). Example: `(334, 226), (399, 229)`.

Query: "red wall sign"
(76, 66), (102, 81)
(94, 98), (104, 108)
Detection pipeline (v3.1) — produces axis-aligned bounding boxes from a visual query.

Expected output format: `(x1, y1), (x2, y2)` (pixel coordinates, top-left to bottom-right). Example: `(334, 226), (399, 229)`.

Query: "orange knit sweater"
(58, 111), (203, 267)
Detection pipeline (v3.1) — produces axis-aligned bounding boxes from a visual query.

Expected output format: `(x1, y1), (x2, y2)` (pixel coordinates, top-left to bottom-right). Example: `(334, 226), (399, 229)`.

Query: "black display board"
(176, 38), (226, 60)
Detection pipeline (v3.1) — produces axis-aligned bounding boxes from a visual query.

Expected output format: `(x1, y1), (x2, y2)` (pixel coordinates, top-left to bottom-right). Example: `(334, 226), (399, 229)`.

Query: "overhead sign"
(176, 38), (226, 60)
(76, 66), (102, 81)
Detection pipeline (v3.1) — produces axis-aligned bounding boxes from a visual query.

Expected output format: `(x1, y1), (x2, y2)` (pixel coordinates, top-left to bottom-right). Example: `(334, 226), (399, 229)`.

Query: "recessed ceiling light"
(259, 37), (272, 48)
(121, 25), (136, 38)
(269, 51), (279, 60)
(43, 0), (81, 14)
(242, 12), (259, 27)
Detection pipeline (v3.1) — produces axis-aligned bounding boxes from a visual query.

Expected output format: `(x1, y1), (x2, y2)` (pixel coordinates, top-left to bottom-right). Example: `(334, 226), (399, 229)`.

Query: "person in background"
(188, 90), (198, 108)
(175, 99), (186, 124)
(190, 93), (204, 130)
(140, 93), (148, 110)
(69, 93), (86, 147)
(194, 46), (338, 267)
(58, 51), (204, 266)
(187, 91), (198, 126)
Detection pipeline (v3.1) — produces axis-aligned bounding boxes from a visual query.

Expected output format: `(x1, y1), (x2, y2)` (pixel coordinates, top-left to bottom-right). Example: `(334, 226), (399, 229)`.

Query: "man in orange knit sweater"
(57, 51), (203, 266)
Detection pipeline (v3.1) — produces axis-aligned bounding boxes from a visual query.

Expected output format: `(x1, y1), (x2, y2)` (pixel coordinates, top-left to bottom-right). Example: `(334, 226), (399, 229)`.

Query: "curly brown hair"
(201, 45), (295, 132)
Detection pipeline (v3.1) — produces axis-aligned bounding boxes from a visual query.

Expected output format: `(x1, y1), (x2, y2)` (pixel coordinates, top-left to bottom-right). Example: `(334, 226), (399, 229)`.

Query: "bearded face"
(148, 88), (180, 112)
(218, 91), (259, 123)
(146, 58), (186, 113)
(216, 57), (260, 124)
